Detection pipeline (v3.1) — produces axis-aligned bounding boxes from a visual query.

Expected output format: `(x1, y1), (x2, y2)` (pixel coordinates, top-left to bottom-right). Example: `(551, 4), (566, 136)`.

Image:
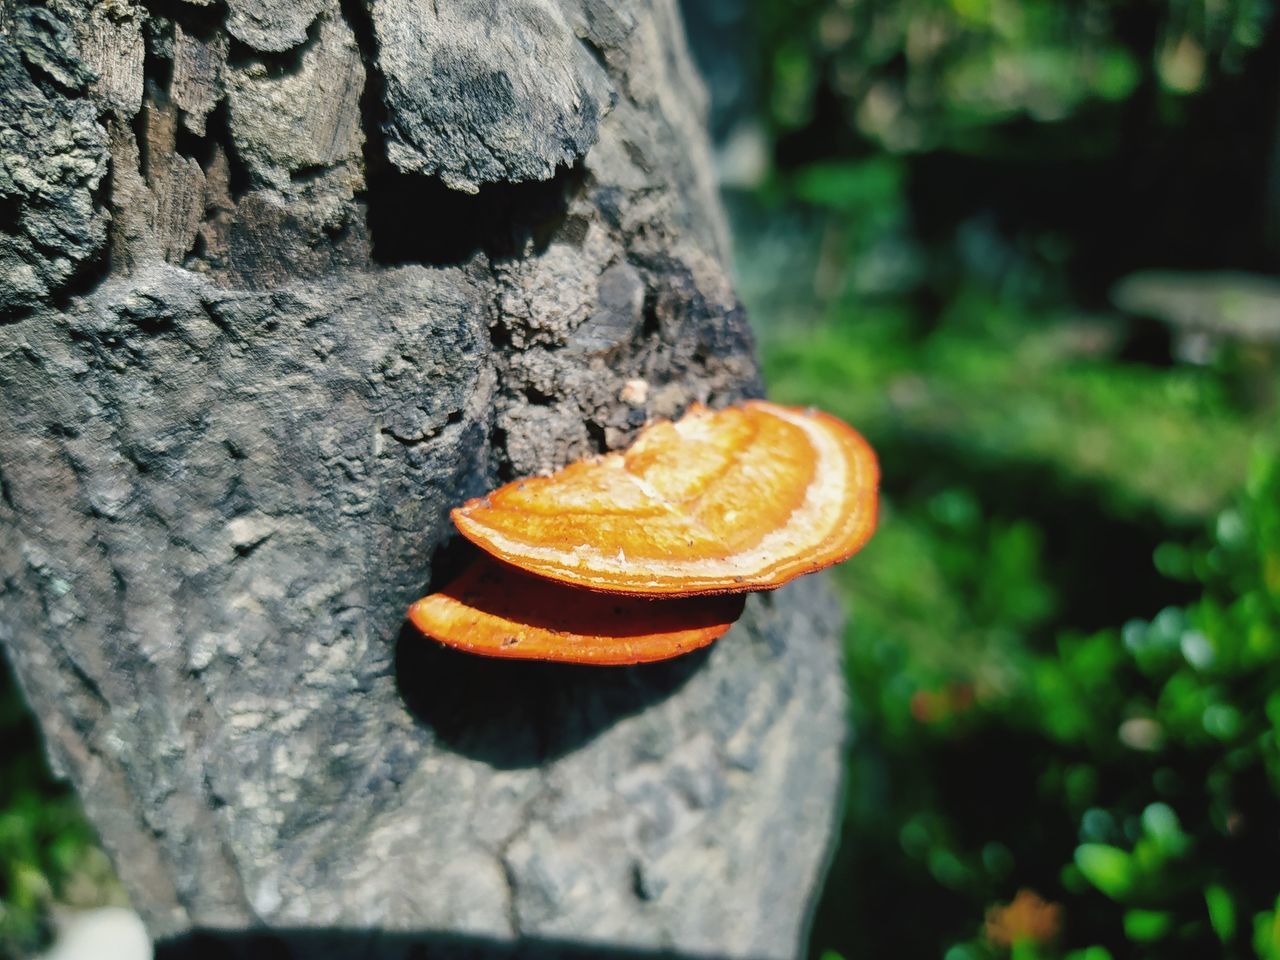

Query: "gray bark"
(0, 1), (847, 957)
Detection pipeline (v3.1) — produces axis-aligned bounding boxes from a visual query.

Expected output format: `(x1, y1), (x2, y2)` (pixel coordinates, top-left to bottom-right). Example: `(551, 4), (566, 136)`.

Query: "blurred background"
(683, 0), (1280, 957)
(4, 0), (1280, 957)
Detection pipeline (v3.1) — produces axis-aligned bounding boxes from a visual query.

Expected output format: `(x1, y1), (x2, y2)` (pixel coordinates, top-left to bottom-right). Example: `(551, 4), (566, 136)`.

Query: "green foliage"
(764, 292), (1258, 520)
(738, 10), (1279, 938)
(754, 0), (1268, 153)
(0, 659), (118, 958)
(740, 0), (1280, 937)
(760, 278), (1279, 957)
(1256, 896), (1280, 960)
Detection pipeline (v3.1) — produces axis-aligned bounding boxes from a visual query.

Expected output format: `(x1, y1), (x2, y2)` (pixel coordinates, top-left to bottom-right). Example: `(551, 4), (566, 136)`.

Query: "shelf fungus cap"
(408, 558), (746, 665)
(452, 399), (879, 596)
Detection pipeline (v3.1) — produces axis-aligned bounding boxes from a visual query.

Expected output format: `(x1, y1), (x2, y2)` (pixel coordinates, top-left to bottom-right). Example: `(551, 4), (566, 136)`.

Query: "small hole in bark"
(640, 290), (661, 337)
(489, 424), (515, 482)
(584, 419), (609, 454)
(488, 322), (512, 350)
(522, 383), (556, 405)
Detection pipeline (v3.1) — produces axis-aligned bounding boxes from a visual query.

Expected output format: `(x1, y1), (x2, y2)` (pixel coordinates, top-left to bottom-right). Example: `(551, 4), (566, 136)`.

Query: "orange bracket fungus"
(451, 400), (879, 596)
(408, 400), (878, 665)
(408, 557), (747, 665)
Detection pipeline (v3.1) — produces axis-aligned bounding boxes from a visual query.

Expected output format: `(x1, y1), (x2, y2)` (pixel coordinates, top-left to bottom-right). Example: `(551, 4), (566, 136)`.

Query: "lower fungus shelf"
(407, 557), (747, 665)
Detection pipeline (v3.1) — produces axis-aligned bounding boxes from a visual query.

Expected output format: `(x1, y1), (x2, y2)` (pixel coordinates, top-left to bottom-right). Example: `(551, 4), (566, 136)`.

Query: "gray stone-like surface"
(226, 11), (365, 190)
(0, 1), (848, 957)
(225, 0), (328, 54)
(0, 9), (109, 315)
(370, 0), (616, 192)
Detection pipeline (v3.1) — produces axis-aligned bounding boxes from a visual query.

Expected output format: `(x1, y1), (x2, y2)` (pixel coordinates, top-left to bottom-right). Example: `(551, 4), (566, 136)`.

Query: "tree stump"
(0, 1), (847, 956)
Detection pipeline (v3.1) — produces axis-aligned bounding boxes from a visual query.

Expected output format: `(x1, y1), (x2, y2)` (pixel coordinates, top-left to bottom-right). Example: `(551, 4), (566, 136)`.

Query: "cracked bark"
(0, 1), (847, 957)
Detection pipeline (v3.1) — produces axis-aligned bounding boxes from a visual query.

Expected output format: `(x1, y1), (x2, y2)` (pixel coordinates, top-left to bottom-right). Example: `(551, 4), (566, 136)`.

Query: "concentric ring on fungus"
(450, 400), (879, 597)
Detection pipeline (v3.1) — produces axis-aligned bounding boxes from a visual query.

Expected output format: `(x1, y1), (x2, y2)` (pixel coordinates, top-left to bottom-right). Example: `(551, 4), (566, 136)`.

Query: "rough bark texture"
(0, 1), (847, 957)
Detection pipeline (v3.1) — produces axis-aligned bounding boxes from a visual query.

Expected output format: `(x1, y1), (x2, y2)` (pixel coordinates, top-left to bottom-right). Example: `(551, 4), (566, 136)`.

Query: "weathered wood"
(369, 0), (614, 193)
(75, 0), (145, 118)
(0, 1), (847, 957)
(224, 0), (327, 53)
(171, 22), (225, 136)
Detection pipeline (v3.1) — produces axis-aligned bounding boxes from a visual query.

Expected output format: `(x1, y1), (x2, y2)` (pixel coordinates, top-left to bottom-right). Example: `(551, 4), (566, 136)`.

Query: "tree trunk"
(0, 1), (847, 957)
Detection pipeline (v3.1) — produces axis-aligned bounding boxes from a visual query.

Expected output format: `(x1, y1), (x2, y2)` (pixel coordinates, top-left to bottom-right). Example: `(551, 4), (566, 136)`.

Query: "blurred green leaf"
(1064, 948), (1114, 960)
(1204, 883), (1236, 942)
(1075, 845), (1135, 901)
(1140, 802), (1189, 857)
(1123, 908), (1174, 941)
(1256, 897), (1280, 960)
(792, 159), (905, 217)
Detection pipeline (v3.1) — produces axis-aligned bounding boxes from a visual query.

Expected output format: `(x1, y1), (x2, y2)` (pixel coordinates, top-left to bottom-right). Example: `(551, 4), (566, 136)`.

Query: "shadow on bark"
(156, 930), (744, 959)
(337, 0), (584, 268)
(363, 162), (584, 267)
(395, 620), (710, 770)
